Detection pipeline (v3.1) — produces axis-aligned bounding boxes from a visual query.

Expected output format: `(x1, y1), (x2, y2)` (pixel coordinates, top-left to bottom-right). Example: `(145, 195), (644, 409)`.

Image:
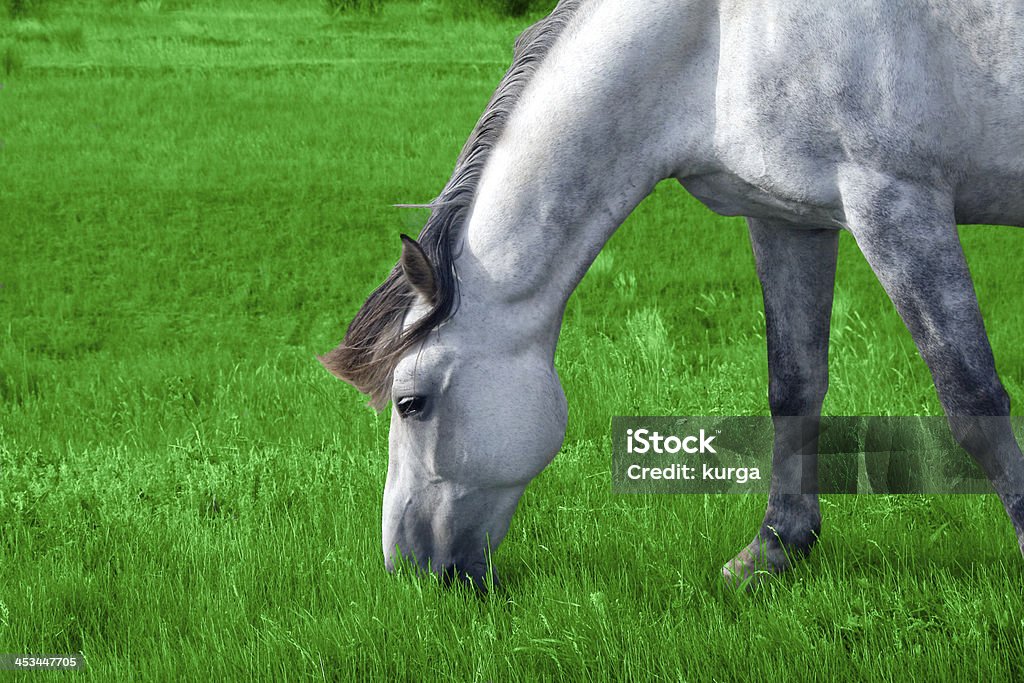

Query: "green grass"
(2, 1), (1024, 680)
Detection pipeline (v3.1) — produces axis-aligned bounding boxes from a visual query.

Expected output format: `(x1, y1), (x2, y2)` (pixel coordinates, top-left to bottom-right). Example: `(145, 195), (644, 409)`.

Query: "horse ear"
(399, 234), (437, 303)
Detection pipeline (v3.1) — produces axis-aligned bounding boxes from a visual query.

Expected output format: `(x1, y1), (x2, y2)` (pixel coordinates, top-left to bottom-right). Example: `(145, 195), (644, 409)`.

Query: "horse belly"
(955, 169), (1024, 228)
(679, 171), (844, 228)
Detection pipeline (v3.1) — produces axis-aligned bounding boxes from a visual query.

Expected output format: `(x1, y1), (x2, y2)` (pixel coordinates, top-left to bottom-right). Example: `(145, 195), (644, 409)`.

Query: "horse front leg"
(723, 220), (839, 587)
(841, 170), (1024, 558)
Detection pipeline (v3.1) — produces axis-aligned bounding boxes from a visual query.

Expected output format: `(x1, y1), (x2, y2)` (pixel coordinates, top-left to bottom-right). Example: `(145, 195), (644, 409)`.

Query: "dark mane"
(320, 0), (585, 409)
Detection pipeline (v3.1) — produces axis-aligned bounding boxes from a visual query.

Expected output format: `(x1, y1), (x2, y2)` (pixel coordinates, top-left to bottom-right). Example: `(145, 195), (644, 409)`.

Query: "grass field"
(3, 1), (1024, 679)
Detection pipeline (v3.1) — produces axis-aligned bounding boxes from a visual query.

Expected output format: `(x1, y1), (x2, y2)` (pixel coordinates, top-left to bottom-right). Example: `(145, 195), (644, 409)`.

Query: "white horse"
(322, 0), (1024, 588)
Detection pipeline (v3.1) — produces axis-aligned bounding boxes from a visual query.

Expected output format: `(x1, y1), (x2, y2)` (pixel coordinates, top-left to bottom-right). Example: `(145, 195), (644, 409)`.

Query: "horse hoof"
(721, 539), (790, 590)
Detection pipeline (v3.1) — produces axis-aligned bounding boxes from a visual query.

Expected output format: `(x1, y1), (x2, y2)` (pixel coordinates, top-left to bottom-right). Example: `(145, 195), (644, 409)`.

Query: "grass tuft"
(4, 0), (47, 18)
(324, 0), (383, 16)
(1, 43), (24, 74)
(420, 0), (554, 20)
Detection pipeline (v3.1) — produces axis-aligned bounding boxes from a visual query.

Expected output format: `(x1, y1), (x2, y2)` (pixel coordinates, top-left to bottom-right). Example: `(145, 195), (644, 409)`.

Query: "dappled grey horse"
(322, 0), (1024, 587)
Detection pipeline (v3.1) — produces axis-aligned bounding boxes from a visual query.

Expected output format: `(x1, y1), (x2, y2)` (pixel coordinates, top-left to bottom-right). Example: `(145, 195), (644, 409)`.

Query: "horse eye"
(396, 396), (428, 419)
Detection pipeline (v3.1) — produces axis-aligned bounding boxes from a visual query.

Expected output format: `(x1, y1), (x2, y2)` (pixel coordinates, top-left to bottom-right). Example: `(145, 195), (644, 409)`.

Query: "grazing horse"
(321, 0), (1024, 587)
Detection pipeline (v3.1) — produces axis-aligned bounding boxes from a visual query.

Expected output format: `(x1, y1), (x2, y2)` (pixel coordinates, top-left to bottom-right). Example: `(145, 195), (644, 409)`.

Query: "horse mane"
(320, 0), (585, 410)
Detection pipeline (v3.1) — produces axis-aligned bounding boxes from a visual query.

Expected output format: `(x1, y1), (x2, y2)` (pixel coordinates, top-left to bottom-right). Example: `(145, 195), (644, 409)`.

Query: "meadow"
(2, 1), (1024, 679)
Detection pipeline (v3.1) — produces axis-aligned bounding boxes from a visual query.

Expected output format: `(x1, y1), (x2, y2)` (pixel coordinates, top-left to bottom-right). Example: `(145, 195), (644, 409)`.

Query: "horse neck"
(454, 1), (712, 351)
